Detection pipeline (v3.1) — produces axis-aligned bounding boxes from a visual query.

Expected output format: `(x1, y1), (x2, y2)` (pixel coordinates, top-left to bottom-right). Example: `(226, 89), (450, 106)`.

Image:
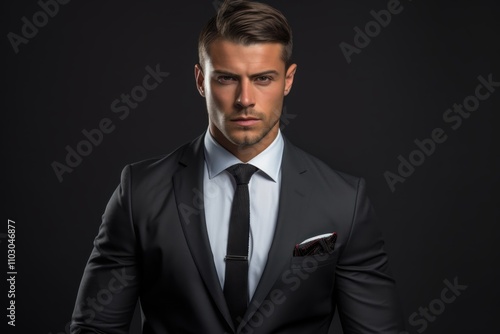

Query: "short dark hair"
(198, 0), (293, 69)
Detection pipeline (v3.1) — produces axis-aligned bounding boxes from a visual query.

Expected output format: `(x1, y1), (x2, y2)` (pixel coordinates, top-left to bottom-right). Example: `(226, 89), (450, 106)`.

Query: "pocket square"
(293, 232), (337, 256)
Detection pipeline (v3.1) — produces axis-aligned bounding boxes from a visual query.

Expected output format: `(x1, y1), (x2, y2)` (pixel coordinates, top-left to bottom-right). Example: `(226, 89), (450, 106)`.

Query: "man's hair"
(198, 0), (293, 69)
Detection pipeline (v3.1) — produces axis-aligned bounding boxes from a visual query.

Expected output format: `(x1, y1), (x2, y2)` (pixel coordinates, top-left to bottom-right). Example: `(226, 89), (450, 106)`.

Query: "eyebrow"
(212, 69), (280, 79)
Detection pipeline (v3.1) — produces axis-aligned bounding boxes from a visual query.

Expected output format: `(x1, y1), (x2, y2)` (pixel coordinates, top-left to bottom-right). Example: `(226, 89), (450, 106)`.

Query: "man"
(71, 1), (405, 333)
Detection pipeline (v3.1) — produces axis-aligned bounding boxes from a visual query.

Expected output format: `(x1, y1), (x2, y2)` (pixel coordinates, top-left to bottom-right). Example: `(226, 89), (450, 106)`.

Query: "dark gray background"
(3, 0), (499, 333)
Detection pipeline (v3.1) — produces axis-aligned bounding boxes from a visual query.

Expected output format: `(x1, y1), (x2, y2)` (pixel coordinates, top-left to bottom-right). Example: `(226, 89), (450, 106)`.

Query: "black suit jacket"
(71, 133), (405, 334)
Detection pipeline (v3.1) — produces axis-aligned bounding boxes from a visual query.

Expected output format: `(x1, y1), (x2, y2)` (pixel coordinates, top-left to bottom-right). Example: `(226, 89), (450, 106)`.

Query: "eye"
(255, 76), (273, 84)
(217, 76), (236, 84)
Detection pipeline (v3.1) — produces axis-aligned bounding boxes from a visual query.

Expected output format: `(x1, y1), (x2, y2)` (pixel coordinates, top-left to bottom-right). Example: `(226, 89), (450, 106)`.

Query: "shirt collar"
(203, 129), (284, 182)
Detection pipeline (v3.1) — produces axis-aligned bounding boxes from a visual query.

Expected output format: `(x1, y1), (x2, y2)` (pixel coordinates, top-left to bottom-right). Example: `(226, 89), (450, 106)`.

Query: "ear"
(284, 63), (297, 96)
(194, 64), (205, 97)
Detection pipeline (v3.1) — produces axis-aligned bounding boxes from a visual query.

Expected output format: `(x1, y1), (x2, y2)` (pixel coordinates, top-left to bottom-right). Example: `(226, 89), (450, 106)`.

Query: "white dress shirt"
(203, 129), (283, 300)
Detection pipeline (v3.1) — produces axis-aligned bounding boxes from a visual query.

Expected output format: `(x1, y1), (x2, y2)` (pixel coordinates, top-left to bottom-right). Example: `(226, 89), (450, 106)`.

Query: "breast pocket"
(278, 250), (339, 300)
(290, 250), (338, 271)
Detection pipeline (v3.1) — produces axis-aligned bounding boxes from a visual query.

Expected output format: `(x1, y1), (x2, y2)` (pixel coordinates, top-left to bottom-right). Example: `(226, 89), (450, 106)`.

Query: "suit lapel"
(240, 138), (311, 331)
(173, 134), (234, 331)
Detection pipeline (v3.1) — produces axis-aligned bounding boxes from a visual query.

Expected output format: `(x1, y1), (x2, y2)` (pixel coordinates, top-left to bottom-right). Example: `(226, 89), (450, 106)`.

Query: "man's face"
(195, 39), (296, 158)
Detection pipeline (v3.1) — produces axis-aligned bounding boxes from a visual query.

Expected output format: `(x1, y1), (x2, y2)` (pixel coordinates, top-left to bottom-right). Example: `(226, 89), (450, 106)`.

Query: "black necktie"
(224, 163), (258, 326)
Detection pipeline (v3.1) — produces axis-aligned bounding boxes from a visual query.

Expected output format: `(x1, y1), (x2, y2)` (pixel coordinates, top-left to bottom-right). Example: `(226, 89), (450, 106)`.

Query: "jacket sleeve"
(334, 178), (406, 333)
(70, 165), (140, 334)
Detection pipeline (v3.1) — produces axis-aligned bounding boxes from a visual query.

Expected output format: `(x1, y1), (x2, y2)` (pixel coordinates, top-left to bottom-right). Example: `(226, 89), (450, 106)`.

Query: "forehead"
(205, 39), (285, 73)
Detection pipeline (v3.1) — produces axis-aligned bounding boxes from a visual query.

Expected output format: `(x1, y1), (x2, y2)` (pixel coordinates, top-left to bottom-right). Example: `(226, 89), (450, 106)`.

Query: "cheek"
(209, 84), (235, 108)
(258, 88), (284, 115)
(206, 89), (234, 125)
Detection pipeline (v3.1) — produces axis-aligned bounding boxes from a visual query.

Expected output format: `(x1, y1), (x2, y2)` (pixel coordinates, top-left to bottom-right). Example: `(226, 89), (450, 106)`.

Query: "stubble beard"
(237, 117), (279, 146)
(209, 105), (282, 156)
(230, 113), (281, 151)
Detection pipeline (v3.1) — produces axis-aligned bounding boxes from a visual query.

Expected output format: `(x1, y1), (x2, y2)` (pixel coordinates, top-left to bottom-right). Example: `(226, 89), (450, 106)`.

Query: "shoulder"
(284, 138), (363, 195)
(283, 138), (371, 240)
(119, 134), (204, 190)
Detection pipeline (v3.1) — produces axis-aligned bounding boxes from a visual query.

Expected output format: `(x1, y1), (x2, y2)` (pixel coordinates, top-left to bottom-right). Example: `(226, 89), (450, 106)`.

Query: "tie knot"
(226, 163), (258, 185)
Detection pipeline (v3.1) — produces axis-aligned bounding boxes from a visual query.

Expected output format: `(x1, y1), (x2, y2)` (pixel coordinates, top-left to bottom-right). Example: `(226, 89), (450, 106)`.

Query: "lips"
(231, 118), (260, 127)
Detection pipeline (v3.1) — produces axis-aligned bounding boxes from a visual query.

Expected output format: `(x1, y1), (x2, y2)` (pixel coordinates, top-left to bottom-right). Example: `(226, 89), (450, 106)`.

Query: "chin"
(228, 131), (263, 147)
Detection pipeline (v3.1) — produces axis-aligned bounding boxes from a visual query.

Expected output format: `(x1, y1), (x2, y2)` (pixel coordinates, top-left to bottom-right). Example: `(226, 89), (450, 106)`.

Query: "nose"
(235, 80), (255, 109)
